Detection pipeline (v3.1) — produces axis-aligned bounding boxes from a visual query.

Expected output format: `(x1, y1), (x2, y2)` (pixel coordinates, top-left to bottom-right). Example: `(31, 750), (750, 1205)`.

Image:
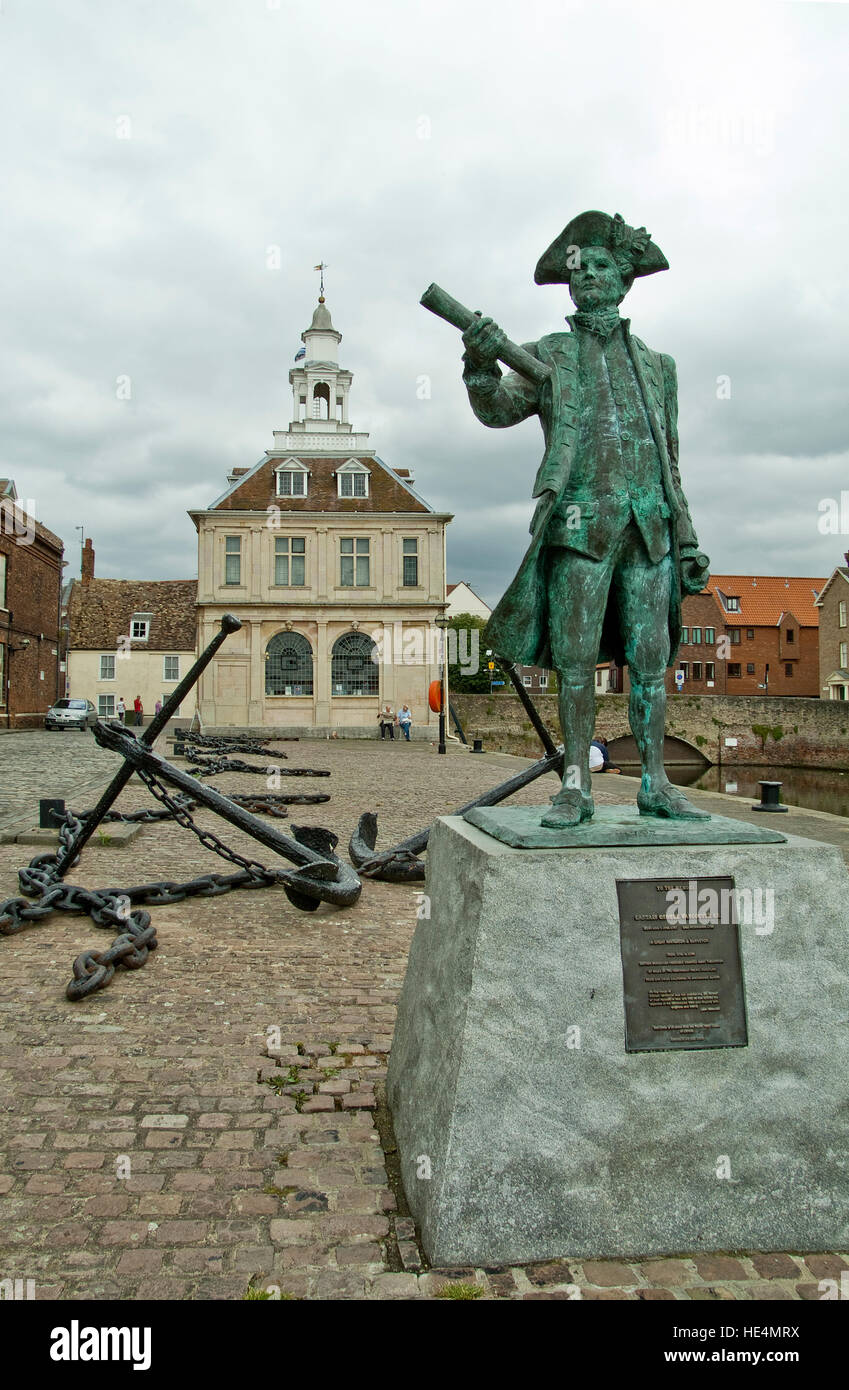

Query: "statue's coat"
(466, 320), (699, 670)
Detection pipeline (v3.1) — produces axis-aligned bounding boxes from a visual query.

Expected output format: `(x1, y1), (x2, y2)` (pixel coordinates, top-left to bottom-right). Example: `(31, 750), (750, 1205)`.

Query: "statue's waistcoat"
(542, 323), (670, 563)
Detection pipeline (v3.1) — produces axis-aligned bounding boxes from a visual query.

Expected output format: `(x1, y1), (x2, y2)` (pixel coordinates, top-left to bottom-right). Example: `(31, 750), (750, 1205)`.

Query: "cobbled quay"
(1, 733), (847, 1301)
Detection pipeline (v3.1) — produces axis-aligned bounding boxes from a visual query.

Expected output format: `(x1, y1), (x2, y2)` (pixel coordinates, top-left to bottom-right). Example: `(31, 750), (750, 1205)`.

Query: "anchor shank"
(501, 661), (559, 758)
(92, 727), (339, 872)
(387, 747), (564, 856)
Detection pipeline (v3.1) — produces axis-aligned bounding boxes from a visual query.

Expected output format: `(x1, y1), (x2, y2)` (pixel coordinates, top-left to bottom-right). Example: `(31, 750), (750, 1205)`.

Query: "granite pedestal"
(387, 814), (849, 1265)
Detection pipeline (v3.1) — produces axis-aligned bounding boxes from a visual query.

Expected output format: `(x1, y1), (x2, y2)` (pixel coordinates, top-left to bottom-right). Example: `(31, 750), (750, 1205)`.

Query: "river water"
(617, 763), (849, 819)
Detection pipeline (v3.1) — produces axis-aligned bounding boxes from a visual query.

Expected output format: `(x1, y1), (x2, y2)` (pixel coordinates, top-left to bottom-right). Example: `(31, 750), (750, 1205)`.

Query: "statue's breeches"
(546, 522), (672, 682)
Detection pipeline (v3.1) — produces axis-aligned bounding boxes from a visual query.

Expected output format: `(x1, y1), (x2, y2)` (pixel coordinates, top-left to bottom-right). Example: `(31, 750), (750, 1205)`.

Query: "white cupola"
(288, 296), (353, 436)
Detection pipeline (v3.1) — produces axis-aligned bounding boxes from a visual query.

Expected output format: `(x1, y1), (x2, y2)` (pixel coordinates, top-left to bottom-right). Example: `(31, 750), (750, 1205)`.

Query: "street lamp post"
(435, 614), (450, 755)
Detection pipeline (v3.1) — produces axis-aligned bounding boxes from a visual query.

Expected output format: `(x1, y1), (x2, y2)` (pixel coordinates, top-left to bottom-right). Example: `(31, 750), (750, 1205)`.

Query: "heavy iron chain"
(135, 767), (279, 879)
(0, 774), (324, 1002)
(0, 811), (158, 1002)
(185, 754), (331, 780)
(176, 735), (294, 757)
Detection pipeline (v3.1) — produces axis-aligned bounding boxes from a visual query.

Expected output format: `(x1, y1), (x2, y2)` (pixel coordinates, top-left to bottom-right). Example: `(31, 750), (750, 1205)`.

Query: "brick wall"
(0, 528), (64, 727)
(451, 691), (849, 770)
(818, 572), (849, 696)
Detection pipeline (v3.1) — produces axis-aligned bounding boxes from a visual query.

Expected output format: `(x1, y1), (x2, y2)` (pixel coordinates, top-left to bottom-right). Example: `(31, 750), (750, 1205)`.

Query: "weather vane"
(314, 261), (328, 300)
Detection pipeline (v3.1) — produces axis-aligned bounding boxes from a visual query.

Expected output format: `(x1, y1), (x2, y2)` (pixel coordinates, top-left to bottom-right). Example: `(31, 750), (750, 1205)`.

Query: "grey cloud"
(0, 0), (846, 598)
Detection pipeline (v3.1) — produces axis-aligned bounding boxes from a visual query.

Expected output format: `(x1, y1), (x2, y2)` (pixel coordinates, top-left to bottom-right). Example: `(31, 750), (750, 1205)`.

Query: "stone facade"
(0, 482), (64, 728)
(190, 298), (451, 735)
(815, 559), (849, 701)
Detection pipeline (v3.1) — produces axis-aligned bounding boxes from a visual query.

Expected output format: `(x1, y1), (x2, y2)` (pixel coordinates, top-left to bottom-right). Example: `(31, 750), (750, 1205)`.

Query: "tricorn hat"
(534, 211), (668, 285)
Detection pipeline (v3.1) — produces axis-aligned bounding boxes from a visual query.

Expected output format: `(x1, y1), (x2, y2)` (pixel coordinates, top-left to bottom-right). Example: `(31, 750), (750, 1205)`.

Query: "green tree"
(446, 612), (491, 693)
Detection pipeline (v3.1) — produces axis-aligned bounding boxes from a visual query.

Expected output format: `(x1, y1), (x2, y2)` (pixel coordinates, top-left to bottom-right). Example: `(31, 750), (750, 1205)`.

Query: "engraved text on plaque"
(616, 876), (748, 1053)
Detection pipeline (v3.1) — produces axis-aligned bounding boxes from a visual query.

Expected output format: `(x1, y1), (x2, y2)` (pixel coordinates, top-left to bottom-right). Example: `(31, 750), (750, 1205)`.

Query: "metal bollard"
(752, 781), (788, 812)
(39, 798), (65, 829)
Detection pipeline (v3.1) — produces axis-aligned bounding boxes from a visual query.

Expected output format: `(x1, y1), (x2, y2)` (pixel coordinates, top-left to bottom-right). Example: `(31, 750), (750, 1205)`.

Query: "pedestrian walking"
(117, 697), (126, 724)
(155, 698), (163, 717)
(398, 704), (413, 741)
(377, 704), (396, 740)
(133, 694), (143, 727)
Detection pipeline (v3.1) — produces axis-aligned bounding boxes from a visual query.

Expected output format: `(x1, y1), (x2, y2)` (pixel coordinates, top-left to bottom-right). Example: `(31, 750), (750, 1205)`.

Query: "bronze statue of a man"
(461, 211), (710, 828)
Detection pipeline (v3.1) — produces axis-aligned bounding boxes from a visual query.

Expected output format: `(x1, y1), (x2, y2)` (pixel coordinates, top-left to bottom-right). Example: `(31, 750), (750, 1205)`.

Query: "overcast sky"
(1, 0), (847, 604)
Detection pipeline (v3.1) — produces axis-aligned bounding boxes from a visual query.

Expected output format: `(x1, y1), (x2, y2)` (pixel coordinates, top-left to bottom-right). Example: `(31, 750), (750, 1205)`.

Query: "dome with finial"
(310, 299), (335, 332)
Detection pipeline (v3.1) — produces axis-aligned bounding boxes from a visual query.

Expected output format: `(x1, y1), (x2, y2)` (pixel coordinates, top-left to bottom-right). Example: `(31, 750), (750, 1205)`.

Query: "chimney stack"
(81, 537), (95, 585)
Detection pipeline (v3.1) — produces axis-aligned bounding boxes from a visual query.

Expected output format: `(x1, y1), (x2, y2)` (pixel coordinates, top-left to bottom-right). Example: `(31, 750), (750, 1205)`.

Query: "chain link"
(185, 754), (331, 780)
(0, 775), (340, 1000)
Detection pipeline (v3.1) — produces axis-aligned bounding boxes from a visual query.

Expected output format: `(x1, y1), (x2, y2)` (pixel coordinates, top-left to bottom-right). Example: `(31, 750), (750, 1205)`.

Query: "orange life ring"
(428, 679), (443, 713)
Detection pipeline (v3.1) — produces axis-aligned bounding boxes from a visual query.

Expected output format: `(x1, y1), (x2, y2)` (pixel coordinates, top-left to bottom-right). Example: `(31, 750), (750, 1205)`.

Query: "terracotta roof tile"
(69, 578), (197, 651)
(708, 575), (826, 628)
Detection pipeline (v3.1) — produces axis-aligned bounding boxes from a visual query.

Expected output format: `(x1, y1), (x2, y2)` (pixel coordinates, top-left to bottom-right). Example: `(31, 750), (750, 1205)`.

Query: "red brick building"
(601, 573), (826, 699)
(815, 554), (849, 701)
(0, 480), (65, 728)
(700, 574), (825, 698)
(669, 589), (726, 694)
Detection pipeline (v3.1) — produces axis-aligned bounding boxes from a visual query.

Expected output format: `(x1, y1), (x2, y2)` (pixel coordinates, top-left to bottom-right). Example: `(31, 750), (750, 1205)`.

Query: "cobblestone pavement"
(0, 736), (846, 1300)
(0, 729), (125, 837)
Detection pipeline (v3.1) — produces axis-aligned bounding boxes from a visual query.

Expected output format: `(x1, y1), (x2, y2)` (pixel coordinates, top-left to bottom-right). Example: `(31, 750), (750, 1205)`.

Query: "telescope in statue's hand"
(420, 283), (553, 386)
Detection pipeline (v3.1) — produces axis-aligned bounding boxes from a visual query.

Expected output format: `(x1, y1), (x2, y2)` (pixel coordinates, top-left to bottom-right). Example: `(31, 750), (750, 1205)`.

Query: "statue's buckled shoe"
(540, 791), (594, 830)
(637, 785), (710, 820)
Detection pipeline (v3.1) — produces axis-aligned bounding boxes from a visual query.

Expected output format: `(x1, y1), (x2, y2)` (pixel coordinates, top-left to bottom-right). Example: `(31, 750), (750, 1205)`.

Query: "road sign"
(490, 680), (505, 687)
(487, 661), (495, 671)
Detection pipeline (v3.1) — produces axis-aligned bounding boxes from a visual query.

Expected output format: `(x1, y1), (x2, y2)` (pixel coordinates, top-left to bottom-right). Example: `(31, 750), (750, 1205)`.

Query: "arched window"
(331, 632), (378, 696)
(265, 632), (314, 696)
(312, 383), (330, 419)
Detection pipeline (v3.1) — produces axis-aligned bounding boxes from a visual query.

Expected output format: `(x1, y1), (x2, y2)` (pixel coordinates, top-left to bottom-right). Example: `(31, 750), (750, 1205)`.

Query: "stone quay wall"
(451, 692), (849, 770)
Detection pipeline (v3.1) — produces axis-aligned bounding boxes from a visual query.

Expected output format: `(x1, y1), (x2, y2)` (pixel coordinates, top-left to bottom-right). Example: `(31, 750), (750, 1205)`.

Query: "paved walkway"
(0, 735), (846, 1299)
(0, 729), (125, 839)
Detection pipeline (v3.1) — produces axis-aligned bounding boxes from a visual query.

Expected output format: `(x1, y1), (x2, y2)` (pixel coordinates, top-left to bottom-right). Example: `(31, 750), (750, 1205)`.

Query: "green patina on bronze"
(426, 210), (711, 830)
(464, 804), (786, 850)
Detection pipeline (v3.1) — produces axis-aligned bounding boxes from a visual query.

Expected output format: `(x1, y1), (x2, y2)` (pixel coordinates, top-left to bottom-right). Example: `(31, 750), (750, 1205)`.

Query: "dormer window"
(725, 596), (740, 612)
(275, 460), (309, 498)
(130, 613), (152, 641)
(337, 459), (370, 499)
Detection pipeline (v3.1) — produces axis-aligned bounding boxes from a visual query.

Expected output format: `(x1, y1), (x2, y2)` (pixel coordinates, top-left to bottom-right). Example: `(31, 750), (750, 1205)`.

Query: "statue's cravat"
(571, 307), (623, 338)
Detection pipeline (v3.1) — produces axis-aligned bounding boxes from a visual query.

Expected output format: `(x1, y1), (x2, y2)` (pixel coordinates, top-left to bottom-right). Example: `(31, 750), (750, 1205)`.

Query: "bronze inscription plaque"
(616, 877), (748, 1053)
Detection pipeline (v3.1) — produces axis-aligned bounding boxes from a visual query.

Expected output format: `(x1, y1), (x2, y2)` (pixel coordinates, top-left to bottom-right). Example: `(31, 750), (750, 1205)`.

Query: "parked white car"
(45, 698), (97, 731)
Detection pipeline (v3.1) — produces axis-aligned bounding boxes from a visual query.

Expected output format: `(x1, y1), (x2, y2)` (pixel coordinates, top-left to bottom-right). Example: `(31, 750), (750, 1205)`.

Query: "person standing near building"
(117, 697), (126, 724)
(398, 704), (413, 741)
(134, 694), (143, 727)
(154, 698), (163, 717)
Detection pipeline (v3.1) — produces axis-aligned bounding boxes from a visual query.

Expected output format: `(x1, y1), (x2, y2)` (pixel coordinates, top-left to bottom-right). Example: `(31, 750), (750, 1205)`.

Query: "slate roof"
(814, 566), (849, 606)
(209, 455), (433, 515)
(68, 579), (197, 651)
(708, 575), (826, 628)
